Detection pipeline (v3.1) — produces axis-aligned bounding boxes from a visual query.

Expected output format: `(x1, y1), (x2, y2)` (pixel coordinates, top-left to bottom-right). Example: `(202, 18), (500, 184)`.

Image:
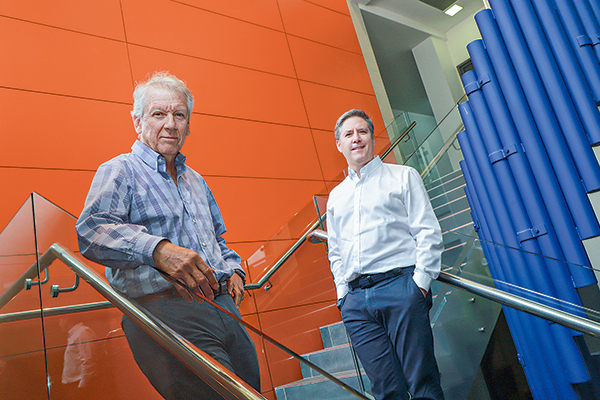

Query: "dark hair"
(334, 109), (374, 140)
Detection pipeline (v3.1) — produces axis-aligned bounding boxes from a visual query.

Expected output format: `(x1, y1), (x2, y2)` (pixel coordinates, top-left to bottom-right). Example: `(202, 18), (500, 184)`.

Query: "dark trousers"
(340, 269), (444, 400)
(122, 294), (260, 400)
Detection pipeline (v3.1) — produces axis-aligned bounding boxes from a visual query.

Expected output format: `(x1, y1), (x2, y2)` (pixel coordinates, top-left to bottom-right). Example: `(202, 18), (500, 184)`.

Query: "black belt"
(348, 266), (414, 290)
(136, 281), (229, 303)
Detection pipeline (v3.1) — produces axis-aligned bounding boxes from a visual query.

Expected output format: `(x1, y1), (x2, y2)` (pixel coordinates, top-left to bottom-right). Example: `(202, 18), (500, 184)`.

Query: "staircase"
(275, 321), (371, 400)
(276, 166), (502, 400)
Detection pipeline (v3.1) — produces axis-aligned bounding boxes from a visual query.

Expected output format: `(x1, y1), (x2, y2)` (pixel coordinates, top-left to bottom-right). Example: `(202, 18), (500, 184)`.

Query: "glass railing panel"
(0, 194), (368, 399)
(434, 228), (600, 399)
(400, 106), (464, 181)
(0, 194), (164, 399)
(431, 232), (501, 400)
(249, 239), (370, 399)
(0, 195), (48, 399)
(245, 200), (326, 288)
(39, 196), (164, 400)
(440, 230), (600, 323)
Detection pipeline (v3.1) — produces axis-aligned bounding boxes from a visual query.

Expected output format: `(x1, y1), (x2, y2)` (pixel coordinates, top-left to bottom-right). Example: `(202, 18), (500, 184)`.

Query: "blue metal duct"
(474, 8), (600, 239)
(457, 0), (600, 397)
(551, 0), (600, 102)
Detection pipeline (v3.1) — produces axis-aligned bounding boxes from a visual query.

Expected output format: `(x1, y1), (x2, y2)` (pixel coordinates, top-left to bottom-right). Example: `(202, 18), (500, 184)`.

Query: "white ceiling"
(358, 0), (486, 38)
(352, 0), (486, 115)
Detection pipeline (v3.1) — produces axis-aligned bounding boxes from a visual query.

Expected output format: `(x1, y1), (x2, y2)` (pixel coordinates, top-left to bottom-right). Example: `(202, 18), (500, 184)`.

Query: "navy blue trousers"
(122, 294), (260, 400)
(340, 269), (444, 400)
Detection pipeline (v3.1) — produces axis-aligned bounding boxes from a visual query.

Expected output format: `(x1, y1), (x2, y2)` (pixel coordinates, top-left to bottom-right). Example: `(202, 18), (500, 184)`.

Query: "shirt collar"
(348, 156), (382, 181)
(132, 140), (187, 174)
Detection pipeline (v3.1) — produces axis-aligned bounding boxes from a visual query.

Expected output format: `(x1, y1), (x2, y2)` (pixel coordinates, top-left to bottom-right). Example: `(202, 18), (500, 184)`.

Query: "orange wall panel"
(0, 0), (385, 395)
(128, 45), (309, 127)
(121, 0), (295, 77)
(278, 0), (360, 53)
(0, 89), (134, 170)
(203, 177), (325, 242)
(0, 17), (131, 102)
(300, 80), (384, 131)
(185, 115), (323, 180)
(288, 35), (374, 94)
(173, 0), (284, 31)
(0, 169), (95, 231)
(0, 0), (125, 40)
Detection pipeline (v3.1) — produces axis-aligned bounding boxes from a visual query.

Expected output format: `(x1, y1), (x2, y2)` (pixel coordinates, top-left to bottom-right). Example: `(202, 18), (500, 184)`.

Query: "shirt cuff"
(140, 236), (170, 268)
(226, 259), (245, 279)
(412, 269), (434, 292)
(336, 284), (349, 300)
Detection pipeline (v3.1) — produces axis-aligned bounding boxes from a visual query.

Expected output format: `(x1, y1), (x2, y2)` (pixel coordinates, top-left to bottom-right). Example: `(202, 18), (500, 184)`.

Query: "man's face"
(133, 87), (190, 160)
(336, 116), (375, 173)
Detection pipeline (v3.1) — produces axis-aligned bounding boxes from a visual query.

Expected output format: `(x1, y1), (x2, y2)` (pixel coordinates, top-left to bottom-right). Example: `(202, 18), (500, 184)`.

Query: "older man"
(76, 72), (260, 399)
(327, 109), (445, 400)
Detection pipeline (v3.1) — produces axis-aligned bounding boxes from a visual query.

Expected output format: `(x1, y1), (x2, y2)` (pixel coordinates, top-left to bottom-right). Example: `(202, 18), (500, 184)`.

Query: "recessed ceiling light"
(445, 4), (463, 16)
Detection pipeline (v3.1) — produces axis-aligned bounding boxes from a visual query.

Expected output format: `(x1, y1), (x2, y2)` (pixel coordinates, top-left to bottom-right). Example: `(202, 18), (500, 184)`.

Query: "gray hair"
(334, 109), (374, 141)
(131, 72), (194, 119)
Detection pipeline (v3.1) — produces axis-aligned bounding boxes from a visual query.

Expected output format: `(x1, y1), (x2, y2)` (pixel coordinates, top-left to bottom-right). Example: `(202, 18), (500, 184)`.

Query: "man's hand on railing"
(227, 273), (245, 307)
(153, 240), (219, 302)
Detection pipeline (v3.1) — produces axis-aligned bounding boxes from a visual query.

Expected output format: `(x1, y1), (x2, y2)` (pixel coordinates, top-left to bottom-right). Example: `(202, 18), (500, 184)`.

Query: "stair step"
(425, 169), (464, 190)
(427, 174), (466, 198)
(300, 344), (362, 379)
(429, 185), (466, 209)
(275, 369), (371, 400)
(320, 321), (349, 349)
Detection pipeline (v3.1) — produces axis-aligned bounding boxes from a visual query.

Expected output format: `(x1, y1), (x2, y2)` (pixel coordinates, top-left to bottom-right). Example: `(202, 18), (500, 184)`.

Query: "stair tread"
(276, 368), (367, 389)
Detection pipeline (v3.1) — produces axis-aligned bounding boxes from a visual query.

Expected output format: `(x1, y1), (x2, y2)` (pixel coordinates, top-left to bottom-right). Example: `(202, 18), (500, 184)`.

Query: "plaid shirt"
(76, 140), (242, 298)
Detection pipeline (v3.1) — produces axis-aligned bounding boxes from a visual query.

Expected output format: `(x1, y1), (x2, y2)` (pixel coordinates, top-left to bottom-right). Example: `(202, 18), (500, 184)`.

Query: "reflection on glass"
(60, 320), (97, 389)
(0, 195), (48, 399)
(0, 194), (164, 399)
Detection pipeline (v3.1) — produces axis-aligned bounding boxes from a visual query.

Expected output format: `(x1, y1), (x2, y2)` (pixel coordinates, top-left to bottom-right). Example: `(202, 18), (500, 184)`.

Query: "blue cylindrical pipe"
(551, 0), (600, 102)
(588, 0), (600, 29)
(570, 0), (600, 60)
(459, 99), (589, 384)
(507, 0), (600, 182)
(466, 39), (595, 289)
(460, 104), (585, 393)
(461, 164), (547, 400)
(528, 0), (600, 143)
(458, 129), (570, 399)
(475, 8), (600, 239)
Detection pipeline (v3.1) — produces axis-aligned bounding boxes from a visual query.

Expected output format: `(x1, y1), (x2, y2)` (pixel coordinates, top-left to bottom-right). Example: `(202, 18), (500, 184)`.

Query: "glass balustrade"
(0, 194), (168, 399)
(3, 97), (599, 400)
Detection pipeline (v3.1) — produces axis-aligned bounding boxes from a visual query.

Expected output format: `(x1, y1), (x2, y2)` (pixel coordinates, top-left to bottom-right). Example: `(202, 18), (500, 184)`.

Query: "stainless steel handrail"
(17, 243), (265, 400)
(308, 229), (600, 338)
(245, 219), (322, 290)
(245, 115), (462, 292)
(380, 121), (417, 160)
(0, 244), (370, 399)
(245, 120), (417, 291)
(0, 301), (113, 323)
(0, 249), (57, 310)
(436, 271), (600, 338)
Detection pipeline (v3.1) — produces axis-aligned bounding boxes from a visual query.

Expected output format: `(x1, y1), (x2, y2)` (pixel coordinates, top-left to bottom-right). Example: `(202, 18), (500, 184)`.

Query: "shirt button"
(202, 243), (206, 246)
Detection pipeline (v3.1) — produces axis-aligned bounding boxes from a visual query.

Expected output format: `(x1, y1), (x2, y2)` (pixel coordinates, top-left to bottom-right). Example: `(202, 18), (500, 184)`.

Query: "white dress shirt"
(327, 156), (443, 299)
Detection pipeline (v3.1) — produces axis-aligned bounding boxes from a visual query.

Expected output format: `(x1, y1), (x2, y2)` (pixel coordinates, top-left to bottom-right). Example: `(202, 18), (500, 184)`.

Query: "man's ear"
(133, 115), (142, 135)
(336, 140), (342, 153)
